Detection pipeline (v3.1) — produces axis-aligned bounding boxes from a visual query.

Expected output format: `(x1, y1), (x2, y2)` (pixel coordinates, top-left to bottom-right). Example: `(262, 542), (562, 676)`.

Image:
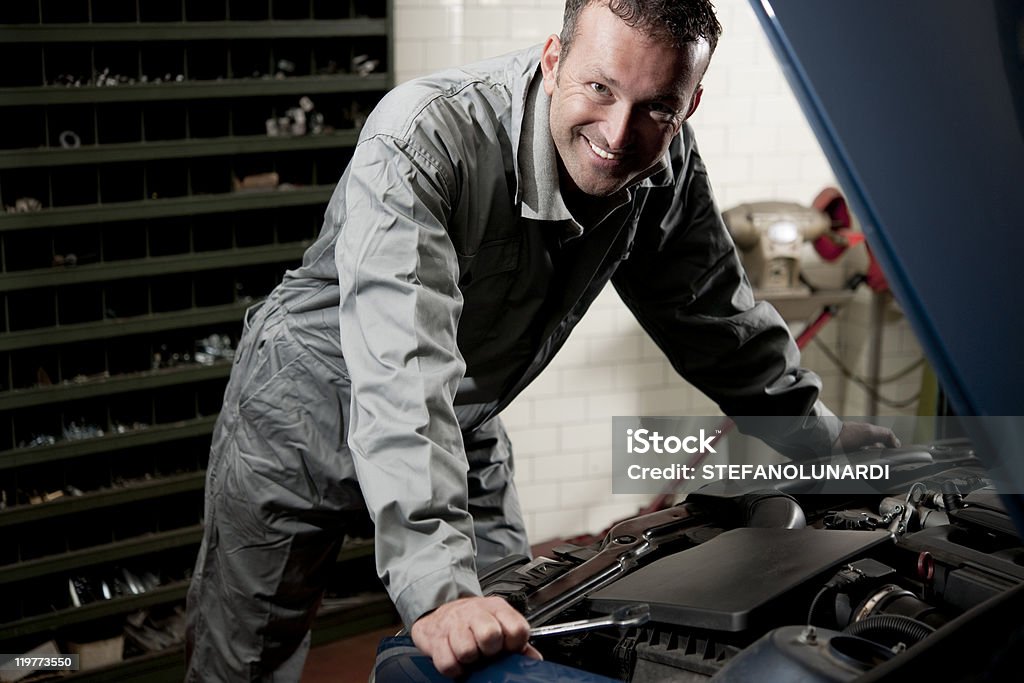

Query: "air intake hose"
(844, 614), (935, 647)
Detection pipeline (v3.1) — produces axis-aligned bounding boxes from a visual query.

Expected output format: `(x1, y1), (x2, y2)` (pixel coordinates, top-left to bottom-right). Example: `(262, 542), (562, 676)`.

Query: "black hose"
(807, 585), (836, 626)
(844, 614), (935, 646)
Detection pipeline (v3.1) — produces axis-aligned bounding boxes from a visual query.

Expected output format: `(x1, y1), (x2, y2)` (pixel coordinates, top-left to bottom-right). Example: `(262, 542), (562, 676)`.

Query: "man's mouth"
(587, 138), (621, 160)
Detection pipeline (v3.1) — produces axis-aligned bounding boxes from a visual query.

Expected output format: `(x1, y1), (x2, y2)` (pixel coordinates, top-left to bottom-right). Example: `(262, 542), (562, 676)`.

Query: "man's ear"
(683, 85), (704, 120)
(688, 87), (704, 121)
(541, 34), (561, 96)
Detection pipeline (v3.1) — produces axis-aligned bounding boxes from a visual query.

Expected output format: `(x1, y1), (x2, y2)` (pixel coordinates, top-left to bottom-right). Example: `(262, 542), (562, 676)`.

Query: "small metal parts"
(4, 197), (43, 213)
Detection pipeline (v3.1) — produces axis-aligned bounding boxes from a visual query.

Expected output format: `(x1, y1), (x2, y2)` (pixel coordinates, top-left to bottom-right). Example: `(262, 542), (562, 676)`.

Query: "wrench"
(529, 603), (650, 638)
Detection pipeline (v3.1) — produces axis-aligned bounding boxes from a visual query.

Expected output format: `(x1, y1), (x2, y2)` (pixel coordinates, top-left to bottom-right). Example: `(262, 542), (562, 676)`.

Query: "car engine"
(478, 440), (1024, 682)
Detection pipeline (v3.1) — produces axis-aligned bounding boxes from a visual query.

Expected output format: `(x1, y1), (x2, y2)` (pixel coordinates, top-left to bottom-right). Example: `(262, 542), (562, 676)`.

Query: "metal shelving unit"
(0, 0), (395, 676)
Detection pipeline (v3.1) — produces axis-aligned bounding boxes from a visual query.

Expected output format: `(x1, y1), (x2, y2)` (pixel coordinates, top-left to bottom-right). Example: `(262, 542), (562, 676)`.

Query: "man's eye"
(649, 103), (679, 121)
(590, 82), (610, 95)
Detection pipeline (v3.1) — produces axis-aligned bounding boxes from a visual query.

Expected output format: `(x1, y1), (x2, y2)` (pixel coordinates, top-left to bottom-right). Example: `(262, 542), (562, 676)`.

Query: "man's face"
(541, 2), (710, 200)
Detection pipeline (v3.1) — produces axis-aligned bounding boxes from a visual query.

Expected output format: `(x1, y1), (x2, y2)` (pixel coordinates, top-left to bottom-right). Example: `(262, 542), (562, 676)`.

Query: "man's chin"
(570, 172), (629, 197)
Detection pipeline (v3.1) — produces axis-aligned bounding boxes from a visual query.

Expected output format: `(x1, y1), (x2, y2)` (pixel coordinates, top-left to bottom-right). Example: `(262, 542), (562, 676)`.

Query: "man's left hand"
(833, 421), (901, 453)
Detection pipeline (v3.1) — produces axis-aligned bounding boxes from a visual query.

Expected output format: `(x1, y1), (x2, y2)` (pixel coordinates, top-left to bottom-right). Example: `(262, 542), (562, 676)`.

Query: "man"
(185, 0), (896, 679)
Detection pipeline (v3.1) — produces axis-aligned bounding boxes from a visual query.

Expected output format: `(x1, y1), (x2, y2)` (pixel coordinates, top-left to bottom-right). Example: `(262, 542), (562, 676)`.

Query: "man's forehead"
(567, 38), (707, 97)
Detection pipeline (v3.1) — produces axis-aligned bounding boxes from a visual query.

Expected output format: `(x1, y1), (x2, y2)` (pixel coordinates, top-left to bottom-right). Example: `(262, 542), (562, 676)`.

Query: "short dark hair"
(560, 0), (722, 59)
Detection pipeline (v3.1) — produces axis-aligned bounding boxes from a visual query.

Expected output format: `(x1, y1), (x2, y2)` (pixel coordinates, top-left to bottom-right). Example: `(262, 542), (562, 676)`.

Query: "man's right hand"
(410, 595), (542, 678)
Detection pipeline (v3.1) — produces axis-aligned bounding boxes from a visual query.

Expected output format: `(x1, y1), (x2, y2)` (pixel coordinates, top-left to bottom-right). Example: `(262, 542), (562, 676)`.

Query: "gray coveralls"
(185, 45), (840, 681)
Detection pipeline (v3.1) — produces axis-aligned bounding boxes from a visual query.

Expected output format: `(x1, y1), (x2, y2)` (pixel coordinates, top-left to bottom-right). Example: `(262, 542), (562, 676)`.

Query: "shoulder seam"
(358, 131), (454, 204)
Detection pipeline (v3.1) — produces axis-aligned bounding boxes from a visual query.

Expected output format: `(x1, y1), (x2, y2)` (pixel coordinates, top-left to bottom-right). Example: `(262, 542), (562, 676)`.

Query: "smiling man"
(543, 2), (709, 214)
(185, 1), (895, 680)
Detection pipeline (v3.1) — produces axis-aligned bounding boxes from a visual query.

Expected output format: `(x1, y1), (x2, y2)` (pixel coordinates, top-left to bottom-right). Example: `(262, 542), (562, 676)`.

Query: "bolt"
(798, 625), (818, 645)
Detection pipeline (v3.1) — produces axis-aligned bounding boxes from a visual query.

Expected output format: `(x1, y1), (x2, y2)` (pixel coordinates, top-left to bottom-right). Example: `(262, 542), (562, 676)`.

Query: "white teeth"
(589, 140), (619, 160)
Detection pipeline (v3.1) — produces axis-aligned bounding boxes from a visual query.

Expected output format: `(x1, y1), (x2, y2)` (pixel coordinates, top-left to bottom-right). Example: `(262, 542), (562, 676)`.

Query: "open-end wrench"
(529, 603), (650, 638)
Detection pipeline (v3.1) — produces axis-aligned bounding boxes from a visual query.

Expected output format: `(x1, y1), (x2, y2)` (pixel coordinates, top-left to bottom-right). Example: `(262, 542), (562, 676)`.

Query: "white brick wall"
(392, 0), (926, 543)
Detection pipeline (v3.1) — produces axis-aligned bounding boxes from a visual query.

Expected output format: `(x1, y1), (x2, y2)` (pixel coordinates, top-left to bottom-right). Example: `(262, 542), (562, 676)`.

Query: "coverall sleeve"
(613, 129), (841, 459)
(335, 131), (481, 627)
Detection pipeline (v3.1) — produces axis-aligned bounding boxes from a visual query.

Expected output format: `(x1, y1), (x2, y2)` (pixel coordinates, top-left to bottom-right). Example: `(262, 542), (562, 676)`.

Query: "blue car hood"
(749, 0), (1024, 518)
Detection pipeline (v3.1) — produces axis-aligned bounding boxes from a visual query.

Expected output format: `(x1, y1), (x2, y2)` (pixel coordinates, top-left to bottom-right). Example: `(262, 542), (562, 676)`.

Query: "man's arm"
(614, 128), (893, 456)
(335, 129), (534, 674)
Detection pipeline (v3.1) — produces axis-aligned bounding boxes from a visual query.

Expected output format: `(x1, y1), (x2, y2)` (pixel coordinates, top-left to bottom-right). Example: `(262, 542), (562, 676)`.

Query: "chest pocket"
(456, 236), (521, 347)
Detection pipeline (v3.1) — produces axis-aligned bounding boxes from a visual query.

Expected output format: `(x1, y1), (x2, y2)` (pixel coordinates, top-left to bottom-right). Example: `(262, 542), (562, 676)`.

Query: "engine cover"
(588, 528), (890, 632)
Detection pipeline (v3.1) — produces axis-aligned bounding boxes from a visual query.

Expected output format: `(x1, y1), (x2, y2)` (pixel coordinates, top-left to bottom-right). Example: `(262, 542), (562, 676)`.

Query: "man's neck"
(558, 168), (622, 229)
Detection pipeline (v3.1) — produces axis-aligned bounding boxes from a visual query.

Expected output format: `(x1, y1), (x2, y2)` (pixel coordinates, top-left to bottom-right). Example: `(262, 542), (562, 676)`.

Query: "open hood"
(749, 0), (1024, 517)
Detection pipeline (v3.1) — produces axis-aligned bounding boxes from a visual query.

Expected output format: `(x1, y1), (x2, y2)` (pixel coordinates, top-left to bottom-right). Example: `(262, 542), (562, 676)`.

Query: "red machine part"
(812, 187), (889, 293)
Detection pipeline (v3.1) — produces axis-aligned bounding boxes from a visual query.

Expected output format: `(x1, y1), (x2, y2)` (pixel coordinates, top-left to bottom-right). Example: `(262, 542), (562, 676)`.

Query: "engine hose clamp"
(853, 584), (915, 623)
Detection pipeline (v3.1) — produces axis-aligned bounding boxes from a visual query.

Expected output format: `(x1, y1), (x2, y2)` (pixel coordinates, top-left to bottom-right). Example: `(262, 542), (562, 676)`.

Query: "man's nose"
(601, 103), (634, 151)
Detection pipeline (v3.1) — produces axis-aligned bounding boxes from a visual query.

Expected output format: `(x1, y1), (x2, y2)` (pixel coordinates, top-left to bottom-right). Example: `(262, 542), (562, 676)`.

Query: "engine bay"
(479, 440), (1024, 682)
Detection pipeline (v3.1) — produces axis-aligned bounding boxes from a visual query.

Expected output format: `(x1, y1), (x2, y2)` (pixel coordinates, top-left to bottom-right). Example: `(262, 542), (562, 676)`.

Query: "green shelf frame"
(0, 581), (190, 641)
(0, 524), (203, 586)
(0, 361), (232, 411)
(0, 301), (250, 352)
(0, 18), (388, 43)
(0, 74), (389, 107)
(0, 130), (360, 170)
(0, 471), (207, 528)
(0, 185), (335, 231)
(0, 415), (218, 471)
(0, 242), (310, 292)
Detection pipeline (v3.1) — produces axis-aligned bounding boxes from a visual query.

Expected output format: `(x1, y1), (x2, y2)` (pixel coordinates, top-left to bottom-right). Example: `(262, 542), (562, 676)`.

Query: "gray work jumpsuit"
(185, 45), (839, 681)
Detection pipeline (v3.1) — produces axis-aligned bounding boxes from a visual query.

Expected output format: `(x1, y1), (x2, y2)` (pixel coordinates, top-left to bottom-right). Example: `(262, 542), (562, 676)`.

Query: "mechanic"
(185, 0), (897, 679)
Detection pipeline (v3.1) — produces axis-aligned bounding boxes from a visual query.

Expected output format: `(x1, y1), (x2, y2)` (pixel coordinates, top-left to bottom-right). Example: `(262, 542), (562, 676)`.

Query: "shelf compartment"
(0, 44), (43, 87)
(0, 471), (206, 528)
(90, 0), (138, 23)
(0, 73), (389, 106)
(0, 361), (232, 411)
(0, 415), (218, 471)
(0, 184), (334, 230)
(40, 1), (90, 24)
(0, 2), (39, 24)
(0, 524), (202, 586)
